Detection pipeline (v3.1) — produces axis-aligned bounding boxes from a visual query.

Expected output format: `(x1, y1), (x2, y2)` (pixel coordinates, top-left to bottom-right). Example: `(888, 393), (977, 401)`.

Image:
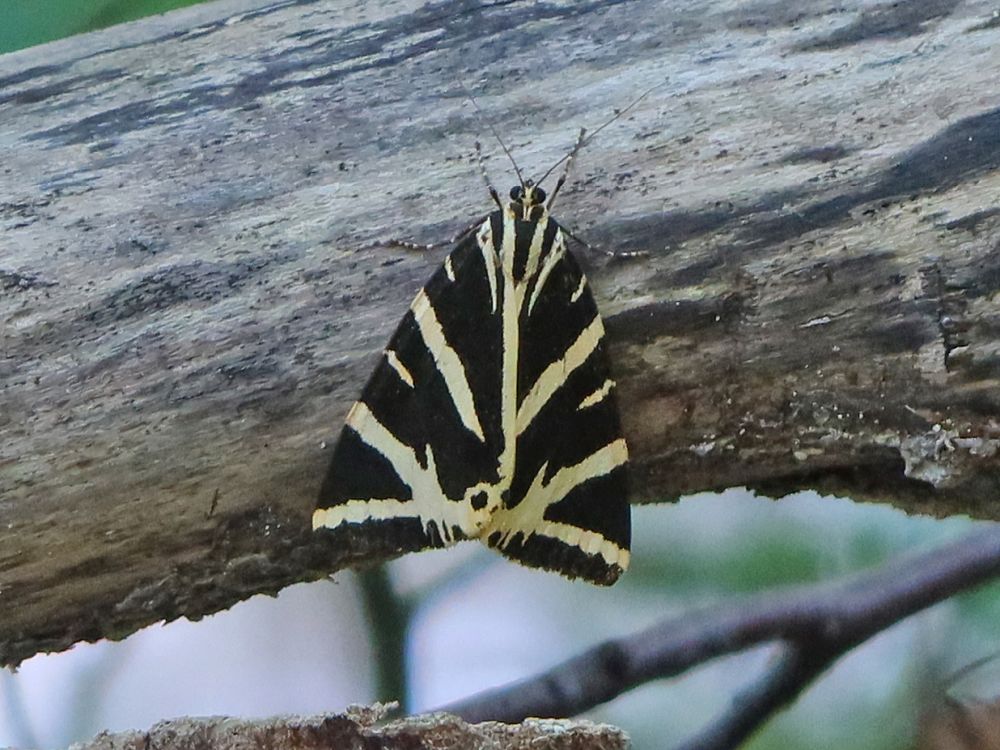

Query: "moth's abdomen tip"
(597, 566), (626, 587)
(559, 559), (626, 586)
(588, 553), (629, 586)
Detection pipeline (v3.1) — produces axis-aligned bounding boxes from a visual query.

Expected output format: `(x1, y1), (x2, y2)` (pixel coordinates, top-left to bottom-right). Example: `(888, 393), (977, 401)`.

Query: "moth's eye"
(533, 187), (547, 203)
(510, 186), (524, 200)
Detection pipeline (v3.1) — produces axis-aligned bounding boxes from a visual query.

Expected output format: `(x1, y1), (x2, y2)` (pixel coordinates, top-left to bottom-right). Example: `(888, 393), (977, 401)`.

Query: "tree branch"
(441, 526), (1000, 741)
(357, 566), (412, 711)
(673, 644), (833, 750)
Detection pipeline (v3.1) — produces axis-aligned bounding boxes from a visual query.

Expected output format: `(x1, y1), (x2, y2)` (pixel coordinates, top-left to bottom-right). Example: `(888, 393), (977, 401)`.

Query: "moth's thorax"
(507, 200), (548, 223)
(489, 203), (565, 285)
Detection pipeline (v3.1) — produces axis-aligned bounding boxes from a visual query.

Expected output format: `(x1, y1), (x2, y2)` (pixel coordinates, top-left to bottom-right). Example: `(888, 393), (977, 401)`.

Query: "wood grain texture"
(68, 705), (629, 750)
(1, 0), (999, 665)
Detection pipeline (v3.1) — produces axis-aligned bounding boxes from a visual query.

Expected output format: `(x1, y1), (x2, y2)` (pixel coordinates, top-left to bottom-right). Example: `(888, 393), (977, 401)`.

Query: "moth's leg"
(354, 143), (495, 253)
(359, 219), (482, 253)
(384, 220), (482, 252)
(563, 224), (649, 262)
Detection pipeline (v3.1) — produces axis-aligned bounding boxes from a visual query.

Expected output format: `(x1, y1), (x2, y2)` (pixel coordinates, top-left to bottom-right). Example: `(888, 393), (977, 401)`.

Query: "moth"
(313, 104), (644, 585)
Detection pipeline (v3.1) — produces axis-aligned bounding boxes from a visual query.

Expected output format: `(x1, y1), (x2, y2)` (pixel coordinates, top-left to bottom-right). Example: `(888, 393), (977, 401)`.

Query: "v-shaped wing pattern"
(315, 205), (630, 585)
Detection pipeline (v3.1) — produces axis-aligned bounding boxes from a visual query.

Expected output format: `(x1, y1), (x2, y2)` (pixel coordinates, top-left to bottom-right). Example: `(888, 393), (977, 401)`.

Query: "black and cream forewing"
(315, 198), (630, 584)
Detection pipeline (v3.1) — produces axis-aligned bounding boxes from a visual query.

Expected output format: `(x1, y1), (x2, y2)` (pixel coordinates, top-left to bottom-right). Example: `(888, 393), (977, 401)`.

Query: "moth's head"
(507, 180), (548, 221)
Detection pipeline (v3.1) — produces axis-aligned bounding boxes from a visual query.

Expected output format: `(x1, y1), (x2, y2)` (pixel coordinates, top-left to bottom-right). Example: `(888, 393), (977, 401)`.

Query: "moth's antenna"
(535, 80), (666, 189)
(545, 127), (586, 211)
(475, 140), (503, 210)
(463, 86), (526, 188)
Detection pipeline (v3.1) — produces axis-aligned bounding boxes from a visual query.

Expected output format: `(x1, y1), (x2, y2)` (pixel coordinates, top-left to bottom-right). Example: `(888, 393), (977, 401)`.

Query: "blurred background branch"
(357, 566), (411, 711)
(443, 526), (1000, 746)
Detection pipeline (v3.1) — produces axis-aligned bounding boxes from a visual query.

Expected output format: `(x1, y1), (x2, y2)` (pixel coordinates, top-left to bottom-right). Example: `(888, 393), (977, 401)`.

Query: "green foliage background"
(1, 0), (206, 54)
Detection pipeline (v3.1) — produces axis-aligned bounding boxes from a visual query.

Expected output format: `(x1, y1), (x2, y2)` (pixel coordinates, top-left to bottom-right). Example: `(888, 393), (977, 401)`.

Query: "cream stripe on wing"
(535, 522), (630, 569)
(385, 350), (414, 387)
(540, 438), (629, 502)
(495, 209), (522, 486)
(487, 438), (629, 565)
(527, 232), (566, 316)
(312, 402), (480, 542)
(516, 315), (605, 435)
(578, 379), (614, 410)
(410, 289), (486, 442)
(522, 217), (550, 282)
(477, 223), (499, 313)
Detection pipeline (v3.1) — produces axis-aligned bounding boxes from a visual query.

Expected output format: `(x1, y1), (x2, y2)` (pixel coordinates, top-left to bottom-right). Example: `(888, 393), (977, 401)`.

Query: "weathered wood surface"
(1, 0), (999, 665)
(69, 705), (629, 750)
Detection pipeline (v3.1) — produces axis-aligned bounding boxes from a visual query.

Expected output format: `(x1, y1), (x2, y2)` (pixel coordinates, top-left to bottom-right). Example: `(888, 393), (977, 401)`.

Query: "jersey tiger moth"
(313, 104), (643, 585)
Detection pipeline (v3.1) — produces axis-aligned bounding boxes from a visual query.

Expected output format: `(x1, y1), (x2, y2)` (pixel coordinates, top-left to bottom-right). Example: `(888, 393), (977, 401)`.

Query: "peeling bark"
(67, 704), (629, 750)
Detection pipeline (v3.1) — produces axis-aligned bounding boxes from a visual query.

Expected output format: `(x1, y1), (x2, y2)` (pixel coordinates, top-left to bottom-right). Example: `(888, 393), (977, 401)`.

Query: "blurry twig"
(1, 668), (40, 750)
(440, 527), (1000, 748)
(357, 566), (411, 712)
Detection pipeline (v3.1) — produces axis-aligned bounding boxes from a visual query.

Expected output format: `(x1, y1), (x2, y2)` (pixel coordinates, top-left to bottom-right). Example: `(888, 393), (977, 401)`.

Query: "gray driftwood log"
(1, 0), (999, 666)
